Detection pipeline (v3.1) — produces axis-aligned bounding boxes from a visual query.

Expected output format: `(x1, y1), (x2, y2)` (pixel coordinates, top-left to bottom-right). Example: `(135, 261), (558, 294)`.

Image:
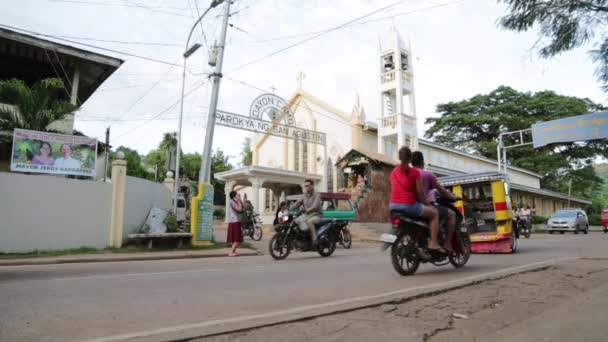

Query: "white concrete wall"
(123, 176), (171, 240)
(0, 172), (111, 253)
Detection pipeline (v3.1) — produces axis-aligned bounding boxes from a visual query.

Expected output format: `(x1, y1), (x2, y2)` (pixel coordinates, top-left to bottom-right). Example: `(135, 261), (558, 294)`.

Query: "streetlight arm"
(184, 0), (225, 53)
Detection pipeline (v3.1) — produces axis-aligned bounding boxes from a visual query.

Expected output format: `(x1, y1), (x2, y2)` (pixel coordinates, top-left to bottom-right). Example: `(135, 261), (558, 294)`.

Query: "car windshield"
(552, 211), (577, 218)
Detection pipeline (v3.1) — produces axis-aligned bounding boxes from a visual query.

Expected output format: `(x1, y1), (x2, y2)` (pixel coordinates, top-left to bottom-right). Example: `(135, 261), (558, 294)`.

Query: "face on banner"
(11, 129), (98, 177)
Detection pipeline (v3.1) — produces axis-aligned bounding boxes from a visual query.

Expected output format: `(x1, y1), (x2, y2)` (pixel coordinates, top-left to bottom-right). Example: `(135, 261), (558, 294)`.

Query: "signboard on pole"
(11, 129), (97, 177)
(190, 182), (214, 245)
(215, 110), (327, 146)
(532, 112), (608, 148)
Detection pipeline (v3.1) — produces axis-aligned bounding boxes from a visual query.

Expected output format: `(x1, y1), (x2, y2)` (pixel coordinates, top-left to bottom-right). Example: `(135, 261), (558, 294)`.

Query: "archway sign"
(497, 111), (608, 173)
(191, 94), (327, 246)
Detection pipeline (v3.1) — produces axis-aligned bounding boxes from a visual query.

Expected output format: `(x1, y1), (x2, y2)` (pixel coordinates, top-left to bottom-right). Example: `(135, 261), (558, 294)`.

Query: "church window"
(327, 158), (333, 191)
(401, 52), (408, 71)
(265, 189), (271, 211)
(294, 138), (300, 171)
(303, 142), (308, 173)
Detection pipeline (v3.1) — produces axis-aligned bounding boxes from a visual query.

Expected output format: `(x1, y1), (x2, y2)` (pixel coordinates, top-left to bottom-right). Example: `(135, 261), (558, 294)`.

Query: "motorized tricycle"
(286, 192), (355, 249)
(439, 172), (518, 253)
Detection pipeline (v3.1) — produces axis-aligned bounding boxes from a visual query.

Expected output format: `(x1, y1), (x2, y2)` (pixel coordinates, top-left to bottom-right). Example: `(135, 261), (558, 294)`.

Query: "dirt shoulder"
(200, 259), (608, 342)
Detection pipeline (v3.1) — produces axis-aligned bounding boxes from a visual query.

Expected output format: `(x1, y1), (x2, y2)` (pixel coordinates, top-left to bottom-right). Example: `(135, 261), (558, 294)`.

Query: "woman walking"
(227, 191), (243, 257)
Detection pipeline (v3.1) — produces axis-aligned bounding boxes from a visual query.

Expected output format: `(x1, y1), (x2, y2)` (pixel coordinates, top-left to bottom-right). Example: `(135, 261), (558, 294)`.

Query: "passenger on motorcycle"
(294, 179), (322, 244)
(273, 201), (289, 225)
(389, 147), (443, 253)
(517, 206), (532, 231)
(411, 151), (460, 253)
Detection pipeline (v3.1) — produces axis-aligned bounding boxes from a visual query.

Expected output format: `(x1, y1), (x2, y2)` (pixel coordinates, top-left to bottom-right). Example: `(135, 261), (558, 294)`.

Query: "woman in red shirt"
(389, 147), (442, 252)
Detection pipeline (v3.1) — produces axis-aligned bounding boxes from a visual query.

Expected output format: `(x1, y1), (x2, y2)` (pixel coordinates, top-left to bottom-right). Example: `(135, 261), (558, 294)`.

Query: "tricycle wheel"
(340, 229), (352, 249)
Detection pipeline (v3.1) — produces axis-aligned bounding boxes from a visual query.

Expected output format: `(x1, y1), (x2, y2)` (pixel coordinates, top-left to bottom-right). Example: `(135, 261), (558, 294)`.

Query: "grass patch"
(0, 247), (99, 259)
(0, 242), (253, 260)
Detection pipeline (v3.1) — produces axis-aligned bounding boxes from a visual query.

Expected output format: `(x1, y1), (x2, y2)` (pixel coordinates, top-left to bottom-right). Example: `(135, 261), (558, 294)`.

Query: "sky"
(2, 0), (607, 165)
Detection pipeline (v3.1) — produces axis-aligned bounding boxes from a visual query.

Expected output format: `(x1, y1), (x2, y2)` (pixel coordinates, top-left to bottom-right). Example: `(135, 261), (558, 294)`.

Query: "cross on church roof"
(296, 71), (305, 89)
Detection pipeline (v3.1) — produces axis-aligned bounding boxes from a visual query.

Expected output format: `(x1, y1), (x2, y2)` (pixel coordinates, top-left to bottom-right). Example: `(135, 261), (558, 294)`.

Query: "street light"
(174, 0), (224, 214)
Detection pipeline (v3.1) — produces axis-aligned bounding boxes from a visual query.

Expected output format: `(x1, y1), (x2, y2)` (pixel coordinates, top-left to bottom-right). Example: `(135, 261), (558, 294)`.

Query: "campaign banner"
(11, 129), (98, 177)
(532, 112), (608, 148)
(215, 110), (327, 146)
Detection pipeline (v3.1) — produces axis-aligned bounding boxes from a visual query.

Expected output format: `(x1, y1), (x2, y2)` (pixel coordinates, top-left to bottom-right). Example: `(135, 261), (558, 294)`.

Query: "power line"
(42, 34), (182, 47)
(0, 24), (200, 69)
(121, 0), (192, 17)
(112, 79), (209, 142)
(48, 0), (194, 10)
(229, 0), (464, 46)
(48, 0), (192, 17)
(227, 0), (411, 73)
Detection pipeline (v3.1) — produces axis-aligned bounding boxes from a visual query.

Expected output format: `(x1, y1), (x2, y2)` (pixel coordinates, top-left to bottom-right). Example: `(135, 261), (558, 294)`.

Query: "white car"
(547, 209), (589, 235)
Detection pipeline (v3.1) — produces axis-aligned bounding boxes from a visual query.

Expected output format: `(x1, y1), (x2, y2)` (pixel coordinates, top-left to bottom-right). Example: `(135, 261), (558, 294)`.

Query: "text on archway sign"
(216, 110), (326, 146)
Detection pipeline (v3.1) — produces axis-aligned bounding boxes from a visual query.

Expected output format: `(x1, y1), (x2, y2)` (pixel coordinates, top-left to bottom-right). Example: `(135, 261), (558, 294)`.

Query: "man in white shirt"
(54, 144), (81, 169)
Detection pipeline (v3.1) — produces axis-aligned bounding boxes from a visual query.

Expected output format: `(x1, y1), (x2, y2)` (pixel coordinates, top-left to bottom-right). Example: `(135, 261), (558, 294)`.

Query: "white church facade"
(216, 27), (590, 222)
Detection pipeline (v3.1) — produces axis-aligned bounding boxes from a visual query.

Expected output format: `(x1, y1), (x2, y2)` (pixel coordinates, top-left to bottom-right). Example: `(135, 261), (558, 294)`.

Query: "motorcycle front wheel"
(269, 234), (290, 260)
(252, 225), (263, 241)
(391, 233), (420, 276)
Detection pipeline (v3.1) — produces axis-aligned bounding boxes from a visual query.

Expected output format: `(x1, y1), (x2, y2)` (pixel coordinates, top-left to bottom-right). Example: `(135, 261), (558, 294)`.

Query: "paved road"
(1, 234), (607, 342)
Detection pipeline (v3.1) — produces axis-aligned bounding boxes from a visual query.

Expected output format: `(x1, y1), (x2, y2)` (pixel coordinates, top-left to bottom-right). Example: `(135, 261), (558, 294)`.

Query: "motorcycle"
(241, 211), (263, 241)
(380, 199), (471, 276)
(515, 216), (531, 239)
(269, 209), (339, 260)
(337, 222), (352, 249)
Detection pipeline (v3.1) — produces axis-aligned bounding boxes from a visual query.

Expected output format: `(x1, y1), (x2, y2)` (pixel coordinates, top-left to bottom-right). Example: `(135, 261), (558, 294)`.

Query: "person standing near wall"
(227, 191), (243, 257)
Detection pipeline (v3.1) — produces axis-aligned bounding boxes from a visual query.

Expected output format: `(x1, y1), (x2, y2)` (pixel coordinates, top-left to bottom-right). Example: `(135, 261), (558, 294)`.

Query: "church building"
(216, 27), (590, 223)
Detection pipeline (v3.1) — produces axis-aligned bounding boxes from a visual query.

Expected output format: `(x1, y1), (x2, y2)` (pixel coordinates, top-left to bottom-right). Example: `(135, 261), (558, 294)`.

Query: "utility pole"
(568, 178), (572, 208)
(199, 0), (231, 184)
(103, 126), (110, 182)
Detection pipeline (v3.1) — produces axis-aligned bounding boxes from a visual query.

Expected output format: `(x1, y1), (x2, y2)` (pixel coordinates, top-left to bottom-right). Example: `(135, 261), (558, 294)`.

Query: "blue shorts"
(389, 202), (424, 219)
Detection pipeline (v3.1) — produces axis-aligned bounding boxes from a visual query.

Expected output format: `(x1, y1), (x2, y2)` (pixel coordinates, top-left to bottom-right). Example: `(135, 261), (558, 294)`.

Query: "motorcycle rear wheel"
(449, 235), (471, 268)
(391, 233), (420, 276)
(269, 234), (290, 260)
(252, 226), (263, 241)
(318, 237), (336, 257)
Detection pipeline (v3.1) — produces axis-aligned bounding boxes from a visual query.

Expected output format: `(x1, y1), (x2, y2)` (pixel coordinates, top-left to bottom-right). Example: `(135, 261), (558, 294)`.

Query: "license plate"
(460, 227), (467, 232)
(380, 233), (397, 243)
(477, 220), (485, 225)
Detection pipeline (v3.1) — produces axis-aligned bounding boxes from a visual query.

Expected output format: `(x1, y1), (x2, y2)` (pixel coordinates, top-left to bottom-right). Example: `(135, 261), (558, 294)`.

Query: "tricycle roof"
(439, 171), (508, 187)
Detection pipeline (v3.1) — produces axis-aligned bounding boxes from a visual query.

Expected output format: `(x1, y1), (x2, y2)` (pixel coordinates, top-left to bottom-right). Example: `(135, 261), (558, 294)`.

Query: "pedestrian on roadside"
(227, 191), (243, 257)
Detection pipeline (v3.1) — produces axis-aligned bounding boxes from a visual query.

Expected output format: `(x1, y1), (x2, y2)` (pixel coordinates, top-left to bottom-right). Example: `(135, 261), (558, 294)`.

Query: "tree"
(109, 146), (149, 179)
(211, 149), (233, 205)
(425, 86), (608, 197)
(498, 0), (608, 91)
(0, 78), (77, 140)
(181, 153), (201, 180)
(241, 137), (252, 166)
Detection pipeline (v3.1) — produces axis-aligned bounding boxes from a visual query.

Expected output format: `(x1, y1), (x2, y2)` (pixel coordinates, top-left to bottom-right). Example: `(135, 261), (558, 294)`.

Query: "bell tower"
(377, 26), (418, 159)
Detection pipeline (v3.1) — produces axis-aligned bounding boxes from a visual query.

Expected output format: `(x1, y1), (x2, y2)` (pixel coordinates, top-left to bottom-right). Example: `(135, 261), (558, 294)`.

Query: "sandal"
(428, 246), (449, 255)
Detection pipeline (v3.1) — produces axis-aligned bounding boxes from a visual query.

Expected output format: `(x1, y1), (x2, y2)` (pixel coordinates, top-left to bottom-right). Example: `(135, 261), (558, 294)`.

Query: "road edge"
(84, 256), (577, 342)
(0, 250), (261, 267)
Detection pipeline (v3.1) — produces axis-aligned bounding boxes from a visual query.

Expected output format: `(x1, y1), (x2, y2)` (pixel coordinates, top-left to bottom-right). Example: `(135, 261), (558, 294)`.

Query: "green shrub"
(531, 215), (548, 224)
(589, 214), (602, 226)
(213, 208), (226, 219)
(164, 212), (178, 232)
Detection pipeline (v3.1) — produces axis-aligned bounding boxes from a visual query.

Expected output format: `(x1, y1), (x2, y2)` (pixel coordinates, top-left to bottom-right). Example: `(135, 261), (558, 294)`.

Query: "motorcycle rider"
(411, 151), (460, 253)
(295, 179), (322, 244)
(518, 205), (532, 233)
(387, 146), (444, 253)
